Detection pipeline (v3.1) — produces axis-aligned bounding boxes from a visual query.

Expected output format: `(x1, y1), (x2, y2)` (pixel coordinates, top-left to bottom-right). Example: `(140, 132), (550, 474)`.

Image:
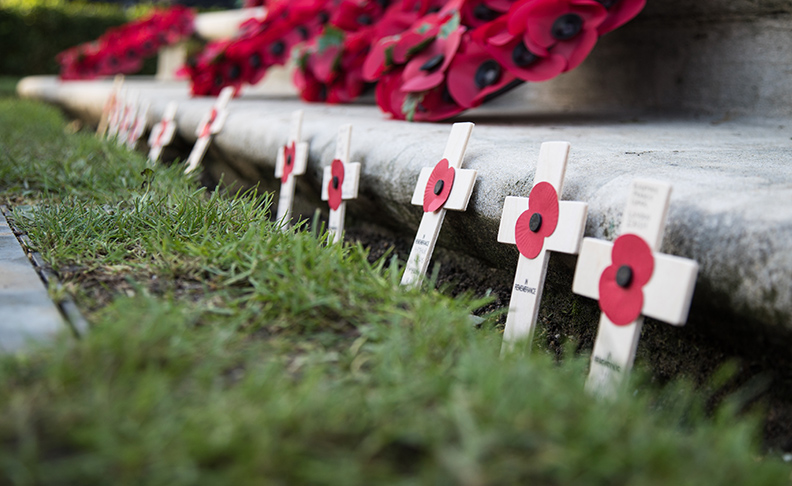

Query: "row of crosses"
(103, 88), (700, 397)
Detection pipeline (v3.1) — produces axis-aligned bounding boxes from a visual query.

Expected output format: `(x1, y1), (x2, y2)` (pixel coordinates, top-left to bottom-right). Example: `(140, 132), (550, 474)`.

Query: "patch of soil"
(343, 219), (792, 452)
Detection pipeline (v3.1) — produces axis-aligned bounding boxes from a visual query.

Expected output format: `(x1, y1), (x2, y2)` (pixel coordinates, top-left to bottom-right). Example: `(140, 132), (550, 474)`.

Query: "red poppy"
(598, 233), (655, 325)
(376, 68), (466, 121)
(460, 0), (512, 29)
(281, 141), (296, 184)
(401, 24), (464, 92)
(514, 182), (559, 259)
(596, 0), (646, 35)
(446, 32), (519, 109)
(327, 159), (345, 210)
(508, 0), (606, 71)
(198, 108), (217, 138)
(470, 17), (566, 82)
(423, 158), (455, 212)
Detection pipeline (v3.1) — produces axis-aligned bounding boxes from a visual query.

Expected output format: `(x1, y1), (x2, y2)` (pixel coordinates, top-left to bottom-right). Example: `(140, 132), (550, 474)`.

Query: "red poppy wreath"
(598, 233), (655, 325)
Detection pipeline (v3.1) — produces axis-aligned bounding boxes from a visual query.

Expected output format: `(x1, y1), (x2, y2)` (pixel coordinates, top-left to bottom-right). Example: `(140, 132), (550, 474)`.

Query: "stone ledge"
(17, 76), (792, 346)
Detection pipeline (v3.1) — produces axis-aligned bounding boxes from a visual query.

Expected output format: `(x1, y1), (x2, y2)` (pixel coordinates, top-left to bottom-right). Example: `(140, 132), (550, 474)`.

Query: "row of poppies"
(57, 6), (195, 81)
(186, 0), (645, 121)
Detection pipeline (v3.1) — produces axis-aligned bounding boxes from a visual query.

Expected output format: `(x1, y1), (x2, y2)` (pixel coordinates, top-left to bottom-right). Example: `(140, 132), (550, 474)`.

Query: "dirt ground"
(342, 221), (792, 453)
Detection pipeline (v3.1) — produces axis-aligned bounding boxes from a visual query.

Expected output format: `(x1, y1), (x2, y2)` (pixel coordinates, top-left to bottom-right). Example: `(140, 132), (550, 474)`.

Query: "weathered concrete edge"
(17, 76), (792, 346)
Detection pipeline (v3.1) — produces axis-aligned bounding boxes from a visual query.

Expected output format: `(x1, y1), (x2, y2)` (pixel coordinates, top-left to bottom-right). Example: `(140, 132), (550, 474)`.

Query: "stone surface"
(0, 212), (66, 352)
(16, 75), (792, 348)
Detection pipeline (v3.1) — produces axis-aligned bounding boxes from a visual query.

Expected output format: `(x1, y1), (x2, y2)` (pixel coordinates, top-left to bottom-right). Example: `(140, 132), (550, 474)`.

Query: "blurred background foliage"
(0, 0), (235, 76)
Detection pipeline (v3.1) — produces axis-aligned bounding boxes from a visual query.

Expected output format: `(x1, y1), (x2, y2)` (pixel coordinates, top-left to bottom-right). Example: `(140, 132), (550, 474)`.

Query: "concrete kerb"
(17, 76), (792, 350)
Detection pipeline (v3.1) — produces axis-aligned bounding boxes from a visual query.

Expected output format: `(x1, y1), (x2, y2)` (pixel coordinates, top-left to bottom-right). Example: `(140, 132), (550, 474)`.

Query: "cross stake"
(147, 101), (178, 164)
(400, 122), (477, 287)
(184, 86), (234, 175)
(321, 124), (361, 243)
(572, 179), (699, 397)
(275, 110), (309, 228)
(497, 142), (588, 353)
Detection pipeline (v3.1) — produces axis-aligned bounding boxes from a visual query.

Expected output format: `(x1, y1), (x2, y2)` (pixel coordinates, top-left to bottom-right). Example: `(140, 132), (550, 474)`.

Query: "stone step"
(0, 210), (66, 351)
(16, 75), (792, 352)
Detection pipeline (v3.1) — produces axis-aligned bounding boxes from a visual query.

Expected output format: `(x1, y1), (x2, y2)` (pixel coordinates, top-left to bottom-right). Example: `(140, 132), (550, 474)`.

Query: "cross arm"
(573, 238), (699, 325)
(410, 167), (477, 211)
(498, 197), (587, 255)
(321, 162), (361, 200)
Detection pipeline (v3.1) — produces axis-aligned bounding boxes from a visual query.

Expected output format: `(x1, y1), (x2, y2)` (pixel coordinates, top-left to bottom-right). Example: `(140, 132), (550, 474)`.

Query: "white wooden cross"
(274, 110), (309, 227)
(116, 92), (139, 147)
(572, 179), (698, 397)
(147, 101), (178, 163)
(107, 88), (126, 139)
(126, 101), (149, 149)
(400, 122), (477, 287)
(184, 86), (234, 174)
(497, 141), (588, 353)
(97, 75), (124, 138)
(320, 124), (361, 243)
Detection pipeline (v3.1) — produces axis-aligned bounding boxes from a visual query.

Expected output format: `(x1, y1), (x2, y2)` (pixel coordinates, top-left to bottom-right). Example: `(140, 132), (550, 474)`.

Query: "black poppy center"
(358, 13), (373, 26)
(286, 153), (293, 166)
(228, 64), (241, 80)
(297, 26), (309, 40)
(474, 60), (502, 89)
(512, 42), (538, 67)
(126, 49), (136, 60)
(376, 0), (390, 9)
(318, 11), (329, 24)
(433, 179), (445, 195)
(473, 3), (499, 21)
(270, 41), (285, 56)
(529, 212), (542, 232)
(318, 84), (328, 101)
(597, 0), (619, 8)
(552, 13), (584, 41)
(250, 53), (262, 68)
(214, 74), (224, 86)
(420, 54), (445, 73)
(616, 265), (633, 288)
(332, 176), (340, 189)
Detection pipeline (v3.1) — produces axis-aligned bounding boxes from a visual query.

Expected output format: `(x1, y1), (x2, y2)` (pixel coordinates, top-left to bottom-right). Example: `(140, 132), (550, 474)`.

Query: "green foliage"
(0, 0), (154, 75)
(0, 98), (789, 484)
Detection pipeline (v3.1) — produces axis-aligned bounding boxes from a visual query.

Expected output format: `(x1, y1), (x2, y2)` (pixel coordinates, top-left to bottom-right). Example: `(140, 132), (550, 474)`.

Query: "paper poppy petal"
(423, 158), (455, 212)
(281, 142), (296, 184)
(527, 182), (559, 237)
(328, 158), (345, 210)
(598, 265), (644, 325)
(515, 211), (547, 259)
(612, 234), (654, 286)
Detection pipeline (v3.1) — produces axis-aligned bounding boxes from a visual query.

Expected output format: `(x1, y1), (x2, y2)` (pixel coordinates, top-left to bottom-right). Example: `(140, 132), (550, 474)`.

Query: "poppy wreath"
(57, 6), (195, 80)
(598, 233), (654, 325)
(186, 0), (643, 119)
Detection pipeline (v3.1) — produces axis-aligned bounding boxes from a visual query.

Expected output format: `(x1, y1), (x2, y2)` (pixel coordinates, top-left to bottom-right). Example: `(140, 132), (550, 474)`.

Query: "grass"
(0, 97), (790, 484)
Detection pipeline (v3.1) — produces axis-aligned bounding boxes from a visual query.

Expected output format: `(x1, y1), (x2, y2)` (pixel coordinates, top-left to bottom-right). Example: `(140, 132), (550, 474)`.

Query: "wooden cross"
(497, 142), (588, 353)
(126, 101), (149, 149)
(147, 101), (178, 163)
(116, 92), (138, 147)
(572, 179), (699, 396)
(321, 124), (361, 243)
(184, 86), (234, 174)
(400, 122), (477, 287)
(274, 110), (309, 227)
(97, 75), (124, 138)
(107, 89), (127, 140)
